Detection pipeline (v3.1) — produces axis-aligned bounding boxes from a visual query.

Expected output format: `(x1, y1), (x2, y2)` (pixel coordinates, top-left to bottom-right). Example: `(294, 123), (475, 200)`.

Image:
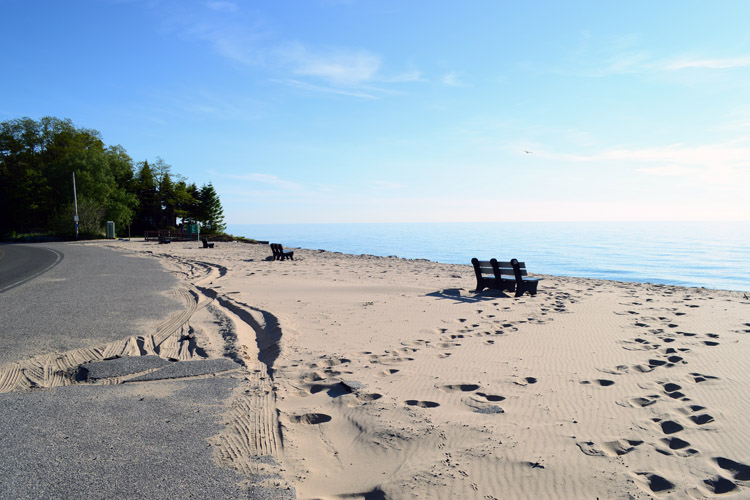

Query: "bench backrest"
(510, 259), (529, 282)
(471, 258), (494, 277)
(491, 260), (528, 277)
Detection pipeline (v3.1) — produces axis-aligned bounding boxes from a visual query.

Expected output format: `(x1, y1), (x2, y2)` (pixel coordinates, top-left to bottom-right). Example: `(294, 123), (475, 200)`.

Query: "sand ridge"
(8, 238), (749, 499)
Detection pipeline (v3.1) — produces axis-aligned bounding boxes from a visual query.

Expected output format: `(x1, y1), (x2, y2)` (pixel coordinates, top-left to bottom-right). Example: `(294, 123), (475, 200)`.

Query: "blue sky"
(3, 1), (750, 223)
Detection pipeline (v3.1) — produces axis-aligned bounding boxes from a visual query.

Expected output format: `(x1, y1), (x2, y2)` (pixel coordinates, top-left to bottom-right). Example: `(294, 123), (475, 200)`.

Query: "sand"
(5, 238), (750, 499)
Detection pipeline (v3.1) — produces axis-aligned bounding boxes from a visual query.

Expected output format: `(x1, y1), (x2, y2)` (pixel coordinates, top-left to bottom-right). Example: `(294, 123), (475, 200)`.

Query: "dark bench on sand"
(270, 243), (294, 261)
(158, 234), (171, 244)
(201, 237), (214, 248)
(471, 258), (542, 297)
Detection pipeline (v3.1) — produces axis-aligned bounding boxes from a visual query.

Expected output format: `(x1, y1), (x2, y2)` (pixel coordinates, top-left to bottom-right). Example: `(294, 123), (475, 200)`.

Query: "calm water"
(228, 222), (750, 291)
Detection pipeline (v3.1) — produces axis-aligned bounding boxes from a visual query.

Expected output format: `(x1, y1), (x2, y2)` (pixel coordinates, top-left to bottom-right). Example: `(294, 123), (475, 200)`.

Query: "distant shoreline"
(228, 221), (750, 292)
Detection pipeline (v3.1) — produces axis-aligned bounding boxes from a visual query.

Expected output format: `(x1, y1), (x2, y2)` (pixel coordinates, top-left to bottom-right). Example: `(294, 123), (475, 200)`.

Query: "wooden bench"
(496, 259), (542, 297)
(471, 258), (542, 296)
(270, 243), (294, 261)
(201, 237), (214, 249)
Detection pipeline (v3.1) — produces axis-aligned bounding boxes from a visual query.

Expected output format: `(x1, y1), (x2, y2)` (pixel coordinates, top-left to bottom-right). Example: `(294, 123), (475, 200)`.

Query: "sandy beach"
(4, 239), (749, 499)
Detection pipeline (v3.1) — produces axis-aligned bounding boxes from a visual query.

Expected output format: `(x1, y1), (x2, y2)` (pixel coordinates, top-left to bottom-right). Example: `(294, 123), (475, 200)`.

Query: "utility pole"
(72, 172), (79, 240)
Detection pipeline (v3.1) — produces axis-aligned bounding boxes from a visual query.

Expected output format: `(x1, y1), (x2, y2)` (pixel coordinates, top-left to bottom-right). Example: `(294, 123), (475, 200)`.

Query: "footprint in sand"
(691, 372), (719, 383)
(514, 376), (538, 386)
(441, 384), (480, 392)
(703, 476), (737, 494)
(656, 419), (684, 434)
(690, 414), (715, 425)
(375, 368), (400, 377)
(634, 472), (675, 495)
(357, 393), (383, 402)
(714, 457), (750, 481)
(437, 342), (461, 349)
(470, 404), (504, 414)
(624, 395), (660, 408)
(662, 382), (686, 399)
(662, 436), (691, 450)
(475, 392), (505, 402)
(404, 400), (440, 408)
(580, 379), (615, 387)
(290, 413), (332, 424)
(577, 439), (643, 457)
(648, 358), (668, 368)
(620, 338), (659, 351)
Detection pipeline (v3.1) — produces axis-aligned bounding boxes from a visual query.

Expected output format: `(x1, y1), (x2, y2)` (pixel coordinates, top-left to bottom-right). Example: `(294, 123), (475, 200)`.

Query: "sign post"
(72, 172), (79, 240)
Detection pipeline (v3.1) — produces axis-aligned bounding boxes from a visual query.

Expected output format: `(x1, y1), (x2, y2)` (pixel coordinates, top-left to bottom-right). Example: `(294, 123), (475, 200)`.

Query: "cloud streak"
(272, 79), (379, 99)
(155, 3), (429, 99)
(537, 142), (750, 188)
(663, 56), (750, 70)
(277, 43), (382, 85)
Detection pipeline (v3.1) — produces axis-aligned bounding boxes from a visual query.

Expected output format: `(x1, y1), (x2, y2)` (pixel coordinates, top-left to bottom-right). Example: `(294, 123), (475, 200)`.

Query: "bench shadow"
(425, 288), (510, 303)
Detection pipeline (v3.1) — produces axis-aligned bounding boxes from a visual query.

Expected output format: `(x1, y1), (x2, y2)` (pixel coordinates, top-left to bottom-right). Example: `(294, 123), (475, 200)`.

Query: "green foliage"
(0, 116), (226, 238)
(199, 183), (226, 234)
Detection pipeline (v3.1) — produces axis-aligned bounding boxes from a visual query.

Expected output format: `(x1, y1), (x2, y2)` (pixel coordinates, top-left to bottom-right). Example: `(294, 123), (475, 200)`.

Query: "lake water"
(228, 221), (750, 291)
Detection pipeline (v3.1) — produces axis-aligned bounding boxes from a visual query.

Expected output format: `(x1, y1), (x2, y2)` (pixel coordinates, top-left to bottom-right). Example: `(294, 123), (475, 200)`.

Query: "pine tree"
(199, 183), (225, 234)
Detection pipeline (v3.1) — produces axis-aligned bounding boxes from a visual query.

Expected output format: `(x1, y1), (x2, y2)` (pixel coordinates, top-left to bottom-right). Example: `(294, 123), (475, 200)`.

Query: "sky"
(3, 0), (750, 224)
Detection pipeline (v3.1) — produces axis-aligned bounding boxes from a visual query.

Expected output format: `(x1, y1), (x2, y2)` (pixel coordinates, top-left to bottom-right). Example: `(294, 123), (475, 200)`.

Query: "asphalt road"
(0, 243), (63, 293)
(0, 242), (182, 364)
(0, 242), (295, 500)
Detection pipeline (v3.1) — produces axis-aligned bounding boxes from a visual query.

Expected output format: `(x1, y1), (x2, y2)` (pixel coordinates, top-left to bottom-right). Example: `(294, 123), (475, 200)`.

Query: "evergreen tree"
(133, 160), (159, 233)
(199, 183), (225, 234)
(160, 172), (176, 228)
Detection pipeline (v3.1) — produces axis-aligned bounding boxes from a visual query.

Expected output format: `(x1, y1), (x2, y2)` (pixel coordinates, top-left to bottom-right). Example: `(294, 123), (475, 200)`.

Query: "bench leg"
(515, 281), (539, 297)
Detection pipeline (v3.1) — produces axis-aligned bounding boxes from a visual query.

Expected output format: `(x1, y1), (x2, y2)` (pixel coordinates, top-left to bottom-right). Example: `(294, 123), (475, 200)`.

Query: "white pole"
(72, 172), (79, 240)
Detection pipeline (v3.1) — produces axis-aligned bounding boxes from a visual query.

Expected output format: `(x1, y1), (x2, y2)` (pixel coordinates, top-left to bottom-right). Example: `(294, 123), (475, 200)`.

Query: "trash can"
(106, 221), (115, 239)
(186, 223), (200, 240)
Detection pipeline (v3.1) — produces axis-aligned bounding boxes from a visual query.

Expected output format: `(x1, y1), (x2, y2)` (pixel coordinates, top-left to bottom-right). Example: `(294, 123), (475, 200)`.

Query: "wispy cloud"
(662, 56), (750, 70)
(599, 52), (750, 75)
(277, 43), (382, 85)
(272, 79), (379, 99)
(602, 51), (652, 74)
(441, 72), (466, 86)
(158, 6), (422, 98)
(539, 142), (750, 187)
(566, 31), (750, 77)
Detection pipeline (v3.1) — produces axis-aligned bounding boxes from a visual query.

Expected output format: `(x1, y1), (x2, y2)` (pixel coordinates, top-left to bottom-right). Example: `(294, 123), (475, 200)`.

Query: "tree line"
(0, 116), (225, 238)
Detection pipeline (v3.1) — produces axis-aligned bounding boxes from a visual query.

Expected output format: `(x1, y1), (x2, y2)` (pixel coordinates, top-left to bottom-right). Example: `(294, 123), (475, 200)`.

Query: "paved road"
(0, 242), (295, 500)
(0, 243), (63, 293)
(0, 242), (182, 364)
